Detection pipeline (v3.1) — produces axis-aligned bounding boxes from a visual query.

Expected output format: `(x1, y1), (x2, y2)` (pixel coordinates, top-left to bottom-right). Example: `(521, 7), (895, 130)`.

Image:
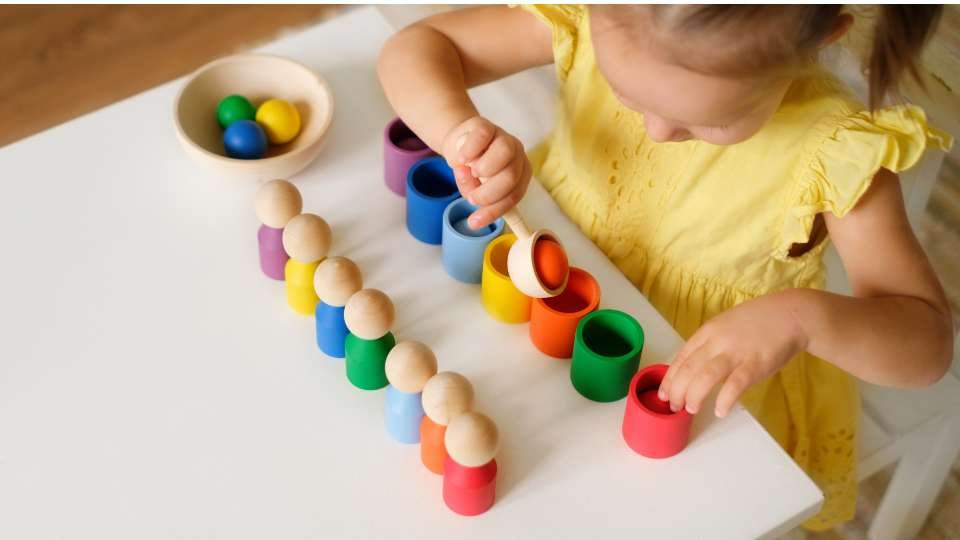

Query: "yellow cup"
(481, 234), (532, 323)
(285, 258), (321, 315)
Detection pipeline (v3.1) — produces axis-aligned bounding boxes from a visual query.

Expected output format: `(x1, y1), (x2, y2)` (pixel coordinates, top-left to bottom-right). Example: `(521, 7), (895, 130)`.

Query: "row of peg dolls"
(253, 179), (499, 516)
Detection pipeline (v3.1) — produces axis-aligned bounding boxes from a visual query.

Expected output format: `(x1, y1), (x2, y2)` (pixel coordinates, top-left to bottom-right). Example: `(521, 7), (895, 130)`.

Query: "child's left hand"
(657, 291), (809, 418)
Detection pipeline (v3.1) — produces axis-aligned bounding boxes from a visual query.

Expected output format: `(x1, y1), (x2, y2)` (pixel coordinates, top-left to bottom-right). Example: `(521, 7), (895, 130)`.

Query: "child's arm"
(660, 168), (954, 417)
(378, 7), (553, 227)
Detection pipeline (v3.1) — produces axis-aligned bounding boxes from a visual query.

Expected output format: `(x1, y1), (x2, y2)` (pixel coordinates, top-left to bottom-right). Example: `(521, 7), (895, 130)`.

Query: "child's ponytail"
(868, 5), (943, 109)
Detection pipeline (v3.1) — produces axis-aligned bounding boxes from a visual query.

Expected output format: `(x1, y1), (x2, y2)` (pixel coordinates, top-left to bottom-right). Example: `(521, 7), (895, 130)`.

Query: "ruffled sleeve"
(517, 4), (584, 81)
(776, 105), (953, 260)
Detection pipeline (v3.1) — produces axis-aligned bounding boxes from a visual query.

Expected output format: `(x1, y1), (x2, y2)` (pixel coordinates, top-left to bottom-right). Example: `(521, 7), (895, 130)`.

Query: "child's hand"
(658, 291), (809, 418)
(442, 116), (531, 229)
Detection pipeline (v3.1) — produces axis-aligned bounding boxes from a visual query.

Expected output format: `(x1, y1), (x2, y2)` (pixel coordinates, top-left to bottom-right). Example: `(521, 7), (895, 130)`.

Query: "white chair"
(822, 47), (960, 540)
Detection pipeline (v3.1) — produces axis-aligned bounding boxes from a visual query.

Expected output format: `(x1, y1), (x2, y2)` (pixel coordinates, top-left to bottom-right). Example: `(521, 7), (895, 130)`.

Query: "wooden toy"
(529, 267), (600, 359)
(314, 257), (363, 358)
(441, 198), (504, 284)
(384, 341), (438, 443)
(571, 309), (644, 402)
(174, 53), (334, 181)
(622, 364), (693, 459)
(256, 98), (302, 145)
(343, 289), (396, 390)
(480, 234), (532, 323)
(383, 118), (435, 196)
(224, 120), (268, 159)
(443, 411), (499, 516)
(255, 179), (302, 280)
(457, 137), (570, 298)
(419, 371), (474, 474)
(217, 94), (256, 129)
(282, 213), (331, 315)
(405, 157), (460, 245)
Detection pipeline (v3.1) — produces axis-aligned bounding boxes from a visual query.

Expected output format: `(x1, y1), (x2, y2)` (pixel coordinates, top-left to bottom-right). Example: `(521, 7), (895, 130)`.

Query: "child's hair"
(635, 5), (943, 109)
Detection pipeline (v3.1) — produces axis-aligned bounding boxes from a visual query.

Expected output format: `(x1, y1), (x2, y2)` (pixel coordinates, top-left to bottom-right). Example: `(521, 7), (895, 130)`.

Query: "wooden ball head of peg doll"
(254, 179), (302, 280)
(443, 411), (499, 516)
(383, 341), (438, 443)
(343, 289), (396, 390)
(419, 371), (475, 474)
(313, 257), (363, 358)
(282, 213), (331, 315)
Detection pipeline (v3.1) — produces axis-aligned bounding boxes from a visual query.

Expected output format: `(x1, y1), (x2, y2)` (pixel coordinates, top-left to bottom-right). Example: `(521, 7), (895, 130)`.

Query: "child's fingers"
(470, 135), (517, 178)
(466, 158), (523, 206)
(454, 165), (481, 197)
(467, 187), (521, 229)
(663, 342), (711, 412)
(682, 355), (731, 415)
(455, 121), (496, 163)
(714, 365), (755, 418)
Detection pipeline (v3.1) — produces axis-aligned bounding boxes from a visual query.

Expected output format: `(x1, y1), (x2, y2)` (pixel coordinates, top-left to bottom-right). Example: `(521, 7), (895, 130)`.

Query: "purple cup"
(384, 118), (436, 197)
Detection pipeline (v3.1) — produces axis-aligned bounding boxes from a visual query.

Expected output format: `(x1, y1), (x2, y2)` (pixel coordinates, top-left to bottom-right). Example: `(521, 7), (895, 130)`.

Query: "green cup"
(345, 332), (396, 390)
(570, 310), (645, 402)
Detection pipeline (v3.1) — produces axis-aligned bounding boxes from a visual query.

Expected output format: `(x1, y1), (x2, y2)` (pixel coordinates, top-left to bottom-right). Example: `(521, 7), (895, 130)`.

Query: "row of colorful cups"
(385, 117), (693, 458)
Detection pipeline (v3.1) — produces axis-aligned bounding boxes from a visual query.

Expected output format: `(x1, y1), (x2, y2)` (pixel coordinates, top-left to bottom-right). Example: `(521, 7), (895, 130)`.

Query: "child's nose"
(643, 114), (691, 143)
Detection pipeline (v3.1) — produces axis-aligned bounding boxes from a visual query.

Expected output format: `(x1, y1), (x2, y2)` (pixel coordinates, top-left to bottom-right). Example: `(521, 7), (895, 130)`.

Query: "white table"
(0, 7), (822, 539)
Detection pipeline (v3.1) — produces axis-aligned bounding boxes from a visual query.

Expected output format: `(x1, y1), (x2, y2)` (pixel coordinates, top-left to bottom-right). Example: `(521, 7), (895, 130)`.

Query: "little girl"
(378, 5), (954, 530)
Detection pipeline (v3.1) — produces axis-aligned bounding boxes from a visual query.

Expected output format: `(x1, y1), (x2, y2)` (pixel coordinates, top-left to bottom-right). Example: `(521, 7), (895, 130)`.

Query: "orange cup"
(529, 267), (600, 359)
(420, 415), (447, 475)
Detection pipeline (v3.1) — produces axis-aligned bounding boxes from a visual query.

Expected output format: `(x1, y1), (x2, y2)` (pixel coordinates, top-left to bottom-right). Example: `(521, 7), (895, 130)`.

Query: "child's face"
(590, 10), (792, 146)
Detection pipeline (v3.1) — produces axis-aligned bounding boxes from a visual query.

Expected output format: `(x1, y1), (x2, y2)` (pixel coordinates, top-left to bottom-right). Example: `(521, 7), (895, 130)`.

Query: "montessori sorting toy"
(255, 179), (303, 280)
(406, 157), (460, 245)
(529, 267), (601, 359)
(480, 234), (533, 323)
(570, 309), (645, 402)
(443, 412), (499, 516)
(420, 371), (475, 475)
(441, 198), (505, 284)
(384, 118), (435, 196)
(384, 341), (439, 444)
(622, 364), (693, 459)
(314, 257), (363, 358)
(256, 98), (302, 145)
(344, 289), (396, 390)
(282, 213), (332, 315)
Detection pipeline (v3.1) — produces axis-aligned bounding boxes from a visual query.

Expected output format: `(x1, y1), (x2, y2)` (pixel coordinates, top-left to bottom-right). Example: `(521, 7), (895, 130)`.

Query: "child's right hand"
(441, 116), (531, 229)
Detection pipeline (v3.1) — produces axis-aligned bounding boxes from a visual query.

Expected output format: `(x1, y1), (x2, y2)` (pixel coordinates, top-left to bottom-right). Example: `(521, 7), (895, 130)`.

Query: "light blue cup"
(441, 198), (505, 284)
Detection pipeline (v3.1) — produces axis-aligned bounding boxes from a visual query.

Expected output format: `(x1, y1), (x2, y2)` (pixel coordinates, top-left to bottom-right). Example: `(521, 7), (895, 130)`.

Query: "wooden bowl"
(174, 53), (334, 181)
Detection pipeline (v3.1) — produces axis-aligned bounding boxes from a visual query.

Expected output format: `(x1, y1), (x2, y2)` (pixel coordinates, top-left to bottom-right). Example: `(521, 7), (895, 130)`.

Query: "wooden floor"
(0, 5), (342, 147)
(1, 5), (958, 539)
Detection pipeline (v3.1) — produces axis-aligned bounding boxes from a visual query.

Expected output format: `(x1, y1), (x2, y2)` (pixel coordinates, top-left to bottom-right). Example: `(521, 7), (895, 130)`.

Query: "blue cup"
(406, 157), (459, 245)
(316, 300), (348, 359)
(384, 385), (424, 444)
(441, 198), (504, 283)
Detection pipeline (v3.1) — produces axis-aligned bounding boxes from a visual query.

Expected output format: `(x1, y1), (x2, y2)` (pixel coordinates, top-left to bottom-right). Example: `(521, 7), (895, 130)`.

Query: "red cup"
(622, 364), (693, 458)
(529, 267), (600, 359)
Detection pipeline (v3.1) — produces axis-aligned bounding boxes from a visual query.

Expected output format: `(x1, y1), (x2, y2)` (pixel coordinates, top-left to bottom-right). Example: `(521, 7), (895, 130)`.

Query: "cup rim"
(535, 267), (599, 318)
(483, 233), (516, 280)
(443, 198), (505, 242)
(628, 363), (690, 419)
(172, 53), (334, 166)
(407, 157), (459, 201)
(575, 309), (644, 363)
(384, 117), (432, 155)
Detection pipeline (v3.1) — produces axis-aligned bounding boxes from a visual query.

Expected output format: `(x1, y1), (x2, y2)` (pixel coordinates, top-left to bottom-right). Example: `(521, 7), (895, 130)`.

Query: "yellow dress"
(521, 4), (952, 530)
